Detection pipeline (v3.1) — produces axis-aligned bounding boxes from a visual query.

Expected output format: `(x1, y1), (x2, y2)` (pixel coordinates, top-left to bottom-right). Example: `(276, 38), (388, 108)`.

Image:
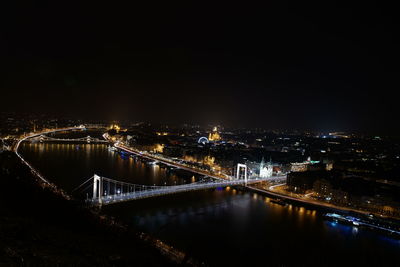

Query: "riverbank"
(246, 184), (400, 224)
(0, 151), (203, 266)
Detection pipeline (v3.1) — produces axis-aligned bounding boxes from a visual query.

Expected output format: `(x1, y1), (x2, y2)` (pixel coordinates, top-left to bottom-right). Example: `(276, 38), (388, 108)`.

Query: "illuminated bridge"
(14, 125), (87, 151)
(31, 135), (108, 144)
(76, 174), (284, 206)
(14, 125), (91, 185)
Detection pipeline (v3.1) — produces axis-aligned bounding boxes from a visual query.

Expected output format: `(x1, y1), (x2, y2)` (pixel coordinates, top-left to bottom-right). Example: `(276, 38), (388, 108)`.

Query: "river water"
(19, 136), (400, 266)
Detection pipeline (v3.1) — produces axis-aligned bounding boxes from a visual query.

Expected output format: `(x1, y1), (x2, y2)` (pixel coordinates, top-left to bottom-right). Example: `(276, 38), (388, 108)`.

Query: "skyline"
(2, 3), (400, 265)
(3, 119), (400, 265)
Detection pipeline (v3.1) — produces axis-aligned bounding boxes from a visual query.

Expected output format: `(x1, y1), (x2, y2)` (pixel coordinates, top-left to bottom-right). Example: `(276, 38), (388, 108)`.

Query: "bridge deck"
(31, 135), (108, 143)
(89, 176), (285, 206)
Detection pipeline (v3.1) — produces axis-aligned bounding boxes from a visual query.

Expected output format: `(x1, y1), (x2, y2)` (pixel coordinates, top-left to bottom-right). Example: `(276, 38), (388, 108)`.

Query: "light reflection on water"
(20, 142), (201, 192)
(19, 140), (400, 266)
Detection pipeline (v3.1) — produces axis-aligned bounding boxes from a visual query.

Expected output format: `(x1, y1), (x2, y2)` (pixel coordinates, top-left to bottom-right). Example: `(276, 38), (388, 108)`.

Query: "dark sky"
(1, 2), (399, 133)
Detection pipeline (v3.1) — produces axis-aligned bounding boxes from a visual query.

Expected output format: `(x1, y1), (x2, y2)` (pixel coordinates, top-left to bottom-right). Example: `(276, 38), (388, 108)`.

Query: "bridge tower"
(93, 174), (103, 205)
(236, 163), (248, 184)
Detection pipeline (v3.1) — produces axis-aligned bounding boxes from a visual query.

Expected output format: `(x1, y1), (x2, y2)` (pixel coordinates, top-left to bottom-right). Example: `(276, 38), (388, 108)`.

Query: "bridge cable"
(71, 176), (94, 193)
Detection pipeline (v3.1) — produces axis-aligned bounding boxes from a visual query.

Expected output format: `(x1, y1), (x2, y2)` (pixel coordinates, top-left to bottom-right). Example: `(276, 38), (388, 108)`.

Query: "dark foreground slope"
(0, 151), (193, 266)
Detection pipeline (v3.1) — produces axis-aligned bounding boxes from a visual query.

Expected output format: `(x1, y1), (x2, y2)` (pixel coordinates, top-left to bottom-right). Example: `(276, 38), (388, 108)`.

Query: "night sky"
(1, 2), (399, 133)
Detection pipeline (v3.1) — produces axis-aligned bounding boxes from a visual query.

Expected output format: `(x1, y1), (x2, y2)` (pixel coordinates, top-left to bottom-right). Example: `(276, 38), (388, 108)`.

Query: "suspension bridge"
(31, 135), (108, 144)
(74, 173), (286, 206)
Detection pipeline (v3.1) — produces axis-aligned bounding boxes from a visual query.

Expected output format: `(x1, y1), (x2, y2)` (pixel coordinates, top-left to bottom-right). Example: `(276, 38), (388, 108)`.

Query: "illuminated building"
(109, 124), (121, 133)
(290, 157), (321, 172)
(259, 157), (273, 178)
(203, 155), (215, 166)
(153, 144), (164, 153)
(208, 127), (221, 141)
(290, 162), (309, 172)
(326, 162), (334, 171)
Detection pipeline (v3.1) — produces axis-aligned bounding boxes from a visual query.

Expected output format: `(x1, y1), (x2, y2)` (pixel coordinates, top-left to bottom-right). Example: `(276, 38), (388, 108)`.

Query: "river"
(19, 134), (400, 266)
